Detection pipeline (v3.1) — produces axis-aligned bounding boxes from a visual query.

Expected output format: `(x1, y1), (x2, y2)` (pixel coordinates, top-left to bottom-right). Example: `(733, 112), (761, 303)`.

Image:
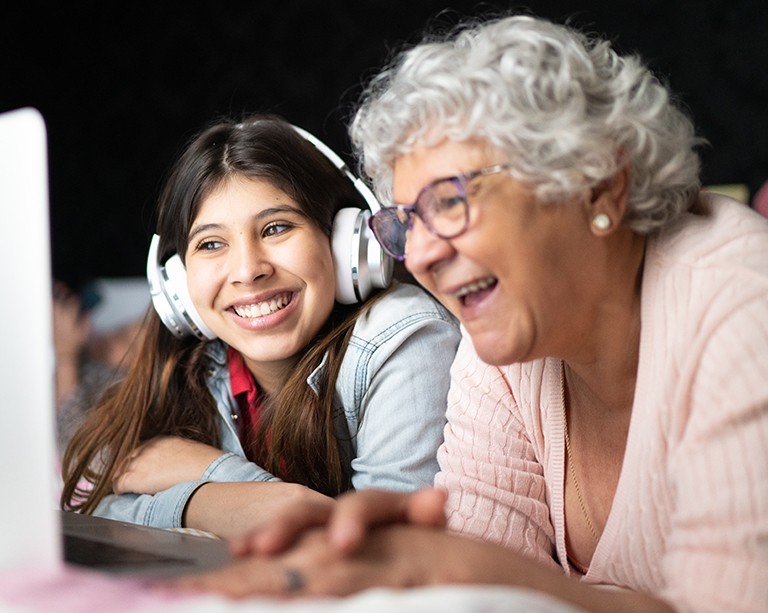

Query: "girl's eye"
(263, 221), (293, 237)
(196, 239), (224, 252)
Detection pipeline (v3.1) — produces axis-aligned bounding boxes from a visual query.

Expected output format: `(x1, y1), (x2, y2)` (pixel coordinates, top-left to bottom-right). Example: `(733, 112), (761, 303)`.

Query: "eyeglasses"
(368, 163), (514, 261)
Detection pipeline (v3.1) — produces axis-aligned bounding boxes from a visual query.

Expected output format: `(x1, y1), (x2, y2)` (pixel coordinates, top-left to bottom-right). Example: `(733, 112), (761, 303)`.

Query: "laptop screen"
(0, 107), (61, 571)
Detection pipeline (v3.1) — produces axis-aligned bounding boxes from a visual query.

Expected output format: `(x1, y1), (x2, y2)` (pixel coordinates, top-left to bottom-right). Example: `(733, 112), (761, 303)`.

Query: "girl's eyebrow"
(187, 204), (307, 243)
(187, 222), (221, 243)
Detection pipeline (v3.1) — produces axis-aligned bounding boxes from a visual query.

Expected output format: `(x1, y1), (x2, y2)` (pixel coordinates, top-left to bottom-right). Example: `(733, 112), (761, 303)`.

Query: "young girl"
(60, 114), (460, 539)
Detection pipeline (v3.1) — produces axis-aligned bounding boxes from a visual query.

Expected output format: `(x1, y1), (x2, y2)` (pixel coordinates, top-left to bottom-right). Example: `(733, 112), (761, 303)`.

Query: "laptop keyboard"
(64, 534), (193, 568)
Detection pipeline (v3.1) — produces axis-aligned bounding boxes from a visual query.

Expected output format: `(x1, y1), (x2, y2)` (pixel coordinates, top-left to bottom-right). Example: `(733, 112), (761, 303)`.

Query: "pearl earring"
(592, 213), (611, 231)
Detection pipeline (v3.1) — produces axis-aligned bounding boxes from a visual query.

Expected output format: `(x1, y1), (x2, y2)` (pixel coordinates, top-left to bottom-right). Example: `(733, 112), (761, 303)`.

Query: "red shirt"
(227, 346), (263, 460)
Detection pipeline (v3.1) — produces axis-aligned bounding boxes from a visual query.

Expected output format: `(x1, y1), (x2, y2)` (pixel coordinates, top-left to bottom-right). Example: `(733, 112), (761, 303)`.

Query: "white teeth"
(454, 276), (496, 298)
(233, 293), (291, 318)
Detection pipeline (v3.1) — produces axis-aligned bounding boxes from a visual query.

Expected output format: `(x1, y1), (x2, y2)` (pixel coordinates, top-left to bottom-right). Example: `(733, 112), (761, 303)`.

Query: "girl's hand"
(113, 436), (223, 495)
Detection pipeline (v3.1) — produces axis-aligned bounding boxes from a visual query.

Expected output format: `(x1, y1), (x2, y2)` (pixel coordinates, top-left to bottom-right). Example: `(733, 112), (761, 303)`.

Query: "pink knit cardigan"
(436, 193), (768, 613)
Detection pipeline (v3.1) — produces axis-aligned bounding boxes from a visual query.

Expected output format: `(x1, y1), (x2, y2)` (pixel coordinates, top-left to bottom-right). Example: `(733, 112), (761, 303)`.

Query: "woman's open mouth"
(454, 276), (497, 307)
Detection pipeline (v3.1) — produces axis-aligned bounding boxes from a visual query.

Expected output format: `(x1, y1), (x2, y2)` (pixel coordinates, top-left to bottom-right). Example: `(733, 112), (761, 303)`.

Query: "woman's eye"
(263, 221), (293, 237)
(437, 195), (465, 211)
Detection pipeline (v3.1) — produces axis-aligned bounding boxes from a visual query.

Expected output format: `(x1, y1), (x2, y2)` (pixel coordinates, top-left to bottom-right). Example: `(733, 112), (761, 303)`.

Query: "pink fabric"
(753, 180), (768, 218)
(0, 565), (186, 612)
(436, 193), (768, 613)
(0, 565), (583, 612)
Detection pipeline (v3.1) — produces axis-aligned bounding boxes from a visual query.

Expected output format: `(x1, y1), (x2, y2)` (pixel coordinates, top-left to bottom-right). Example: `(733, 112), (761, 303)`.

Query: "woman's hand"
(168, 499), (675, 612)
(113, 436), (223, 495)
(233, 487), (448, 556)
(169, 523), (467, 598)
(164, 484), (672, 613)
(167, 521), (578, 601)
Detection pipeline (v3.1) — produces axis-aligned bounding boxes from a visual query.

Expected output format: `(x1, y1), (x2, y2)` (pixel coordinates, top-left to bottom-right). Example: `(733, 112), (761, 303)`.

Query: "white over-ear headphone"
(146, 124), (394, 340)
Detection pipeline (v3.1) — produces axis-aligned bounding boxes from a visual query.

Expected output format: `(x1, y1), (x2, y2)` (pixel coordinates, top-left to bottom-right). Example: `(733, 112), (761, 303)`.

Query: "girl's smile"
(227, 290), (298, 332)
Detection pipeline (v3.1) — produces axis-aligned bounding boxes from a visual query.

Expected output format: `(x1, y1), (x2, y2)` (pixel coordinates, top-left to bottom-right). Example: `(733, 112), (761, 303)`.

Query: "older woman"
(173, 14), (768, 612)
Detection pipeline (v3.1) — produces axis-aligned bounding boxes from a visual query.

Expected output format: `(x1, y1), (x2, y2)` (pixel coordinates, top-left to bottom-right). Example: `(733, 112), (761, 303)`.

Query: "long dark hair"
(61, 114), (385, 511)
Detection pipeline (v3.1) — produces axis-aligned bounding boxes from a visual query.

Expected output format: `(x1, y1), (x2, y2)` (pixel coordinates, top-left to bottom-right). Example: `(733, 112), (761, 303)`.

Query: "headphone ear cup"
(332, 208), (393, 304)
(146, 234), (216, 340)
(163, 255), (217, 340)
(290, 124), (393, 303)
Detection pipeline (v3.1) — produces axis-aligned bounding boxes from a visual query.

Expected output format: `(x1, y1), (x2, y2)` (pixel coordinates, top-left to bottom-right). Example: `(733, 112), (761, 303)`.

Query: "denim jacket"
(95, 282), (460, 528)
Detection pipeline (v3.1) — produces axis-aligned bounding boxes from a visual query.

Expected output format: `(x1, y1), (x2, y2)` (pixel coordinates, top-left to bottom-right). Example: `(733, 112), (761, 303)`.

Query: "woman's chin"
(472, 341), (516, 366)
(468, 328), (531, 366)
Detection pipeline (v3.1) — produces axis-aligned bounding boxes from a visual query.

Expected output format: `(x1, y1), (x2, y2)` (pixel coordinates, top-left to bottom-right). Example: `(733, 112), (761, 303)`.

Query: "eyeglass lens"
(370, 208), (409, 259)
(423, 177), (469, 236)
(370, 176), (469, 259)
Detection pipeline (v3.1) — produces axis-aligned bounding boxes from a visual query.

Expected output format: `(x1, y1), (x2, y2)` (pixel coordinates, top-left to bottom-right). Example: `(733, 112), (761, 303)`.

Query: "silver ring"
(285, 568), (305, 593)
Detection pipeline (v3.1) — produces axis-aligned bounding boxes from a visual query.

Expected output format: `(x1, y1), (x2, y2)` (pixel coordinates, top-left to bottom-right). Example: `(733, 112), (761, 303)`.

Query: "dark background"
(3, 1), (767, 291)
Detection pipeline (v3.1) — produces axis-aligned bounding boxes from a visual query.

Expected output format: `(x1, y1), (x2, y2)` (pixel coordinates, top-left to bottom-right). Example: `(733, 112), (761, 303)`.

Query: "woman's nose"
(403, 216), (454, 276)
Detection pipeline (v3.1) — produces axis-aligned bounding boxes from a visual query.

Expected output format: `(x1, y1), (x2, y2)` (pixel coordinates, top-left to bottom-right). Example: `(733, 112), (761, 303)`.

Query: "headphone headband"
(291, 125), (381, 213)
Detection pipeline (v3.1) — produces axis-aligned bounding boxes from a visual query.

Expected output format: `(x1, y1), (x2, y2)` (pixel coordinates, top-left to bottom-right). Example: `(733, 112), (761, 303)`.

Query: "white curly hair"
(350, 14), (703, 234)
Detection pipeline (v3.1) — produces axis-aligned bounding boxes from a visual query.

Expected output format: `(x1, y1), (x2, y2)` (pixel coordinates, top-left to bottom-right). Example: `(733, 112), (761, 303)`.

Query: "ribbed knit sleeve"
(657, 291), (768, 613)
(631, 197), (768, 613)
(436, 334), (559, 570)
